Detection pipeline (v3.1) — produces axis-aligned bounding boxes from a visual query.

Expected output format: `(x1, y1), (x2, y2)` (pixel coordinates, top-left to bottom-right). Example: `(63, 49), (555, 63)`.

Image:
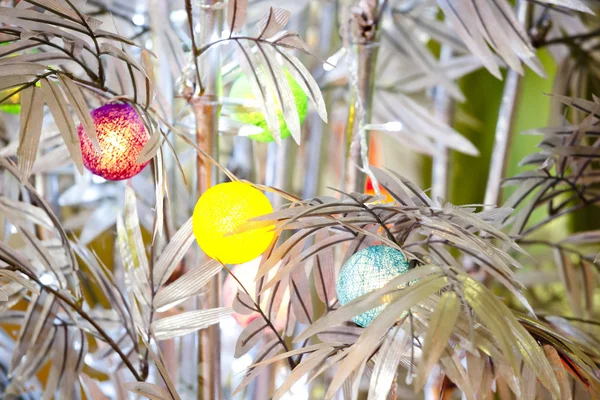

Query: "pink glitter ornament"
(78, 103), (149, 181)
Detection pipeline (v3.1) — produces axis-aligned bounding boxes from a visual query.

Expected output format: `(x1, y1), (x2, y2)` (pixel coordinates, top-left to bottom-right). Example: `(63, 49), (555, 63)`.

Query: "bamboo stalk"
(193, 98), (222, 400)
(344, 40), (380, 194)
(265, 139), (295, 207)
(153, 0), (193, 393)
(303, 1), (338, 199)
(341, 0), (384, 194)
(432, 46), (455, 203)
(483, 0), (529, 208)
(189, 1), (223, 399)
(483, 67), (523, 207)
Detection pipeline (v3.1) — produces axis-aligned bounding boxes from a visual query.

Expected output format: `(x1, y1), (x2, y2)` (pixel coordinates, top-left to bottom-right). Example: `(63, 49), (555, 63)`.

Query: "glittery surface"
(78, 103), (149, 181)
(336, 245), (409, 327)
(192, 182), (275, 264)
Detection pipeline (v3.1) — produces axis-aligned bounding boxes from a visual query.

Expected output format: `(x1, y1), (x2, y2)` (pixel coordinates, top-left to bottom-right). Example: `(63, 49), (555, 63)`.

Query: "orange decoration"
(365, 136), (394, 202)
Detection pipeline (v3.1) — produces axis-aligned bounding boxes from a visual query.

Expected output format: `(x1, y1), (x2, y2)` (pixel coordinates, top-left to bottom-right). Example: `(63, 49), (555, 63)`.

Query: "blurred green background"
(420, 49), (557, 207)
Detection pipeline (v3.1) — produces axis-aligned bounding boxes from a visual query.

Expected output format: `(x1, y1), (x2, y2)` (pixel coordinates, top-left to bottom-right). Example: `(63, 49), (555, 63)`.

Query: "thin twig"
(9, 266), (142, 381)
(184, 0), (204, 95)
(517, 239), (596, 262)
(520, 195), (600, 237)
(63, 0), (106, 85)
(0, 27), (99, 80)
(218, 261), (297, 370)
(536, 28), (600, 48)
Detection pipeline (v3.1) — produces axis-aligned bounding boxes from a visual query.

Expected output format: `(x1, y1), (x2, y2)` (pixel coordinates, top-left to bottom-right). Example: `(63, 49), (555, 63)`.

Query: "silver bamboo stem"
(344, 42), (380, 194)
(483, 0), (529, 208)
(343, 0), (382, 194)
(303, 1), (338, 199)
(432, 46), (455, 203)
(265, 139), (295, 207)
(483, 69), (523, 207)
(191, 1), (223, 399)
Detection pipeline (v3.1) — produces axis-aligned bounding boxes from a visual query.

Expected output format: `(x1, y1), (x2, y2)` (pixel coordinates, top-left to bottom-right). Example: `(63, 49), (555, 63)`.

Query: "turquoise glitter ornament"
(336, 245), (409, 328)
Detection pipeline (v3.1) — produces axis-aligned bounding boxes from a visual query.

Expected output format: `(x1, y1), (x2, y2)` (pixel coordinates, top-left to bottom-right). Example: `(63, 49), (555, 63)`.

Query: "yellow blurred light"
(192, 182), (275, 264)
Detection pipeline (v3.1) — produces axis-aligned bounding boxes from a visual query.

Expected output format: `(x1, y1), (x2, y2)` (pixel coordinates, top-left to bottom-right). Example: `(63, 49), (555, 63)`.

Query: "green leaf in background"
(505, 49), (557, 201)
(434, 50), (557, 209)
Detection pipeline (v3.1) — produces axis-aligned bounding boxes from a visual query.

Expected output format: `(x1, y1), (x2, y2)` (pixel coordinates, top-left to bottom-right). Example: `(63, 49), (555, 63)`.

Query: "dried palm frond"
(1, 0), (600, 399)
(502, 96), (600, 323)
(194, 0), (328, 144)
(230, 155), (600, 398)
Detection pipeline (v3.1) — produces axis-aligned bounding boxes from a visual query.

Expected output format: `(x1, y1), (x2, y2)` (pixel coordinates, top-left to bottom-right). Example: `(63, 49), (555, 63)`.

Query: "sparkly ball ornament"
(336, 245), (410, 327)
(229, 71), (308, 142)
(78, 103), (149, 181)
(192, 182), (275, 264)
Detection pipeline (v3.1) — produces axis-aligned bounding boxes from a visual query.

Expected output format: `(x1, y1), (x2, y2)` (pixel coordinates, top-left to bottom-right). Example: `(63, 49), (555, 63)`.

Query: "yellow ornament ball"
(192, 182), (275, 264)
